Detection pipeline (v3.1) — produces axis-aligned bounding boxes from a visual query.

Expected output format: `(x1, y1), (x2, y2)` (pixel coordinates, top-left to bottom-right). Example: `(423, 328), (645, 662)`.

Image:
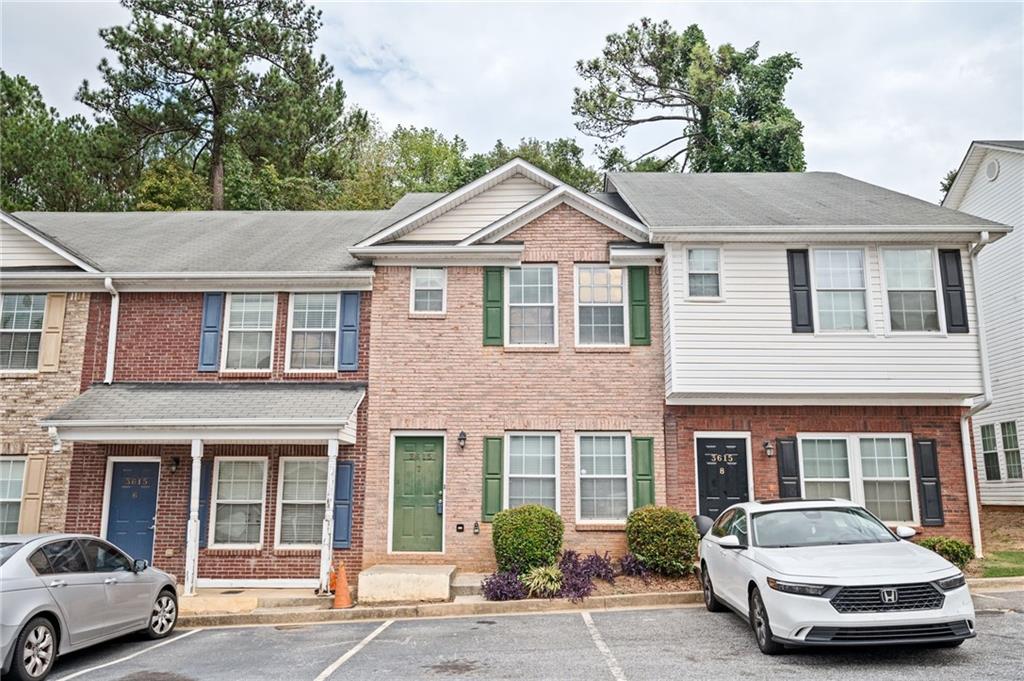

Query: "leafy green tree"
(940, 169), (958, 200)
(468, 137), (601, 192)
(134, 157), (210, 210)
(388, 126), (470, 194)
(573, 18), (805, 172)
(78, 0), (357, 209)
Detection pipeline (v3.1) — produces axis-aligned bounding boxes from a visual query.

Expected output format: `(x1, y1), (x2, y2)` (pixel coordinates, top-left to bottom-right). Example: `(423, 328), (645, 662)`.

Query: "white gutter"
(103, 277), (119, 385)
(961, 231), (992, 557)
(0, 270), (374, 280)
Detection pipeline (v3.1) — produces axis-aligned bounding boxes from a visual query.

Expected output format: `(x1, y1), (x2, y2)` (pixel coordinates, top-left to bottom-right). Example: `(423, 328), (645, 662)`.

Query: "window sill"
(274, 547), (320, 555)
(217, 371), (273, 379)
(574, 345), (630, 353)
(684, 296), (725, 303)
(408, 312), (447, 320)
(282, 371), (339, 379)
(0, 371), (40, 379)
(503, 345), (560, 353)
(203, 547), (262, 556)
(574, 522), (626, 532)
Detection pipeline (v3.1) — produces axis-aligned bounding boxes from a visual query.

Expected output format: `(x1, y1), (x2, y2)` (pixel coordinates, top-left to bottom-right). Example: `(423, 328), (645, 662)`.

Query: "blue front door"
(106, 461), (160, 561)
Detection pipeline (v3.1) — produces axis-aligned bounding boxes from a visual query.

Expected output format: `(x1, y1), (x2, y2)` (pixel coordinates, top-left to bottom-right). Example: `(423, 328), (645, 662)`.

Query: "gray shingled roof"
(608, 171), (1007, 229)
(977, 140), (1024, 151)
(42, 382), (365, 423)
(14, 193), (441, 273)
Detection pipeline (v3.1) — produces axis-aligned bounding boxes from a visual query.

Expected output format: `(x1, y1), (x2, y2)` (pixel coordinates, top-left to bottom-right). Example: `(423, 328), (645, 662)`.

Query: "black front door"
(696, 438), (749, 518)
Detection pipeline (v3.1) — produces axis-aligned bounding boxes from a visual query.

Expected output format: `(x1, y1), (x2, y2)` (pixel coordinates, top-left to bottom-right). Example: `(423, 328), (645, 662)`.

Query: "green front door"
(392, 436), (444, 552)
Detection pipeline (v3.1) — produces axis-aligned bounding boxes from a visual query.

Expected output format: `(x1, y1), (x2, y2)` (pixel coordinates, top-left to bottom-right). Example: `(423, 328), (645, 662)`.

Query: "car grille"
(806, 620), (971, 644)
(830, 582), (945, 613)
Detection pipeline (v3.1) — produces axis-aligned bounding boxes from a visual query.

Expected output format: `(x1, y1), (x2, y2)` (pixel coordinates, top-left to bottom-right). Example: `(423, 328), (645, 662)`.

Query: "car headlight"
(766, 577), (830, 597)
(935, 573), (966, 591)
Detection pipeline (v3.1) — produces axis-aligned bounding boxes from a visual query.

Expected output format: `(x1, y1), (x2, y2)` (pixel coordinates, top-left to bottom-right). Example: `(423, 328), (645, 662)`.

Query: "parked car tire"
(144, 589), (178, 640)
(10, 616), (57, 681)
(700, 563), (726, 612)
(749, 588), (784, 655)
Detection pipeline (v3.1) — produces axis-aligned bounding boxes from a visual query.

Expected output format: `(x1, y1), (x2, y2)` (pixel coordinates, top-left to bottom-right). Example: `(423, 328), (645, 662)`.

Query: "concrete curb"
(968, 575), (1024, 591)
(179, 590), (704, 628)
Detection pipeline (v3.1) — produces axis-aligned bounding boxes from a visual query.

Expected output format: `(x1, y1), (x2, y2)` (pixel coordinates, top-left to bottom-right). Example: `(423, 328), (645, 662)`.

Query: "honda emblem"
(880, 588), (898, 604)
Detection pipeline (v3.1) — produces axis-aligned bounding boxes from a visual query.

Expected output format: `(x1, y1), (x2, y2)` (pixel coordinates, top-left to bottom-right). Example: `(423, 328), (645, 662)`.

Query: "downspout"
(961, 231), (992, 557)
(103, 277), (119, 385)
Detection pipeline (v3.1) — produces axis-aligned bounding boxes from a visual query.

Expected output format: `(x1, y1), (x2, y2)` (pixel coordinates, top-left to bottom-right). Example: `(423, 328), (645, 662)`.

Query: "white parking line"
(54, 628), (202, 681)
(581, 612), (626, 681)
(313, 619), (393, 681)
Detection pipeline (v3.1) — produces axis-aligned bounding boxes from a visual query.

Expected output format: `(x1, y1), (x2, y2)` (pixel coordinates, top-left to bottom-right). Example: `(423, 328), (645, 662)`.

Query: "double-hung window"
(576, 265), (626, 346)
(798, 435), (916, 524)
(277, 459), (328, 547)
(506, 433), (558, 511)
(883, 249), (940, 332)
(507, 265), (556, 345)
(981, 424), (1001, 481)
(223, 293), (276, 371)
(211, 459), (267, 548)
(410, 268), (446, 313)
(687, 248), (721, 298)
(577, 434), (630, 522)
(287, 293), (338, 371)
(813, 249), (868, 330)
(0, 294), (45, 370)
(0, 458), (26, 534)
(1002, 422), (1022, 479)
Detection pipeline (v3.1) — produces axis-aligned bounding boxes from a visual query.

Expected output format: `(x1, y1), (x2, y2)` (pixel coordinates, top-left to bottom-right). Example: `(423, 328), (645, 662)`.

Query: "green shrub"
(492, 504), (564, 573)
(918, 536), (975, 570)
(625, 506), (699, 576)
(521, 565), (563, 598)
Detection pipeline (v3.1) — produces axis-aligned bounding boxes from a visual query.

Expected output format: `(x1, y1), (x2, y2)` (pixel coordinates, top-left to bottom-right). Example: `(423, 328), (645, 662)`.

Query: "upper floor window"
(506, 433), (558, 511)
(410, 268), (446, 314)
(287, 293), (338, 371)
(0, 458), (26, 534)
(813, 249), (868, 331)
(687, 248), (721, 298)
(1002, 421), (1022, 480)
(223, 293), (276, 371)
(507, 265), (556, 346)
(211, 458), (267, 548)
(882, 249), (940, 332)
(981, 424), (1000, 480)
(0, 293), (45, 370)
(576, 265), (626, 346)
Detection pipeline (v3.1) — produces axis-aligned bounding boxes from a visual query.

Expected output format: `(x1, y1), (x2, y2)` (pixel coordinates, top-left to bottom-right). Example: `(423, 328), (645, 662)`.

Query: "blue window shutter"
(338, 292), (361, 372)
(197, 460), (214, 548)
(198, 293), (225, 371)
(333, 461), (355, 549)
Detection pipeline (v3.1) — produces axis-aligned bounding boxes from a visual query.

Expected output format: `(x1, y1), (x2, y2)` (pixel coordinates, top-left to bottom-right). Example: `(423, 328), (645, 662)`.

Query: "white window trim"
(274, 456), (328, 550)
(796, 433), (920, 526)
(208, 456), (269, 550)
(99, 456), (162, 548)
(809, 247), (873, 334)
(220, 292), (277, 373)
(284, 292), (340, 373)
(409, 267), (448, 315)
(980, 423), (1002, 481)
(503, 431), (561, 513)
(0, 293), (46, 373)
(1000, 421), (1022, 480)
(683, 246), (725, 302)
(575, 431), (633, 525)
(0, 456), (27, 533)
(573, 264), (629, 348)
(505, 264), (558, 347)
(879, 246), (947, 336)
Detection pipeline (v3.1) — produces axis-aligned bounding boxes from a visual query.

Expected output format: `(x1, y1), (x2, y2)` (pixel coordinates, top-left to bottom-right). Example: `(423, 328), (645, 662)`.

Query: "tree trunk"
(209, 110), (225, 210)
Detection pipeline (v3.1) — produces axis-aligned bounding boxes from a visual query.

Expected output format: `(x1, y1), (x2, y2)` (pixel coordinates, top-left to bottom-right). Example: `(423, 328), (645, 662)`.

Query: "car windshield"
(751, 507), (896, 548)
(0, 542), (23, 565)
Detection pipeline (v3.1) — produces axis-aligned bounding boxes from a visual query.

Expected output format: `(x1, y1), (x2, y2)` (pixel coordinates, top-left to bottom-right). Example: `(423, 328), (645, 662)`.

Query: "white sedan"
(697, 499), (975, 654)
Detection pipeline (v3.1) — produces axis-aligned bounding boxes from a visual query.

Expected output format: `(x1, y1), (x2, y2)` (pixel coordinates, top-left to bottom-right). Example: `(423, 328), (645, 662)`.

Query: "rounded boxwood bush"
(625, 506), (699, 576)
(492, 504), (564, 573)
(918, 536), (975, 570)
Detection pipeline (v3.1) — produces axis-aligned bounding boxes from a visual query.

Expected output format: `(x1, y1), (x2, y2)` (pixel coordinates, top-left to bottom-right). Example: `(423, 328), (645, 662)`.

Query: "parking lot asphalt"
(49, 594), (1024, 681)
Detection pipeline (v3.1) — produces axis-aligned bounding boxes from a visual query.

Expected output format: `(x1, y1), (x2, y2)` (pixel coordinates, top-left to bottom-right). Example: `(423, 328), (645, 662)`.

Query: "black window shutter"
(914, 439), (945, 526)
(786, 250), (814, 333)
(776, 438), (801, 498)
(938, 250), (969, 333)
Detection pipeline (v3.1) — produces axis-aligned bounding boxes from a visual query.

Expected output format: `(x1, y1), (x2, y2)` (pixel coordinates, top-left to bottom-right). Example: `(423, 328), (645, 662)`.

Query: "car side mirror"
(895, 526), (917, 540)
(719, 534), (743, 549)
(694, 515), (714, 538)
(132, 558), (149, 573)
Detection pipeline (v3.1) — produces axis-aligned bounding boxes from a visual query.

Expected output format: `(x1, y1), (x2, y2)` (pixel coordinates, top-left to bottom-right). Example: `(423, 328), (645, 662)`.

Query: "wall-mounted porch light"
(763, 440), (775, 458)
(457, 431), (467, 449)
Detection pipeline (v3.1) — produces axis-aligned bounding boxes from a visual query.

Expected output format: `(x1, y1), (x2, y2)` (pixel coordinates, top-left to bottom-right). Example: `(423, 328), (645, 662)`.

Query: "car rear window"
(40, 540), (90, 573)
(0, 542), (22, 565)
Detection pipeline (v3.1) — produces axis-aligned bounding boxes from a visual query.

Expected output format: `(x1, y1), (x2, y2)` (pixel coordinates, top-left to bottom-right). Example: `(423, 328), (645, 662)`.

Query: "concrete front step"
(451, 572), (488, 597)
(357, 564), (456, 604)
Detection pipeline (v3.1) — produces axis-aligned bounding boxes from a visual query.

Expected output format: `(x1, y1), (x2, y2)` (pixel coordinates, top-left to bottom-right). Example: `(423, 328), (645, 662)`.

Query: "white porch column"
(183, 439), (203, 596)
(319, 438), (339, 594)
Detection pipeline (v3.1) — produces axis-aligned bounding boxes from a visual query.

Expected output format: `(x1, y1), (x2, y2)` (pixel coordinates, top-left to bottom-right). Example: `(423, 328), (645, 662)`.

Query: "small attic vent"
(985, 158), (1000, 181)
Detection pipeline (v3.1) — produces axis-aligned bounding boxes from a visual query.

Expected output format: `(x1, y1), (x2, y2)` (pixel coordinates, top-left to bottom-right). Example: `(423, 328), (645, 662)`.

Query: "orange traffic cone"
(333, 562), (354, 609)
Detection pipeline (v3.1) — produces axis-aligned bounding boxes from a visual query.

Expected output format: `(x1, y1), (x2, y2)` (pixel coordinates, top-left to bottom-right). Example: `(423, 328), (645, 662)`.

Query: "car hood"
(753, 541), (956, 581)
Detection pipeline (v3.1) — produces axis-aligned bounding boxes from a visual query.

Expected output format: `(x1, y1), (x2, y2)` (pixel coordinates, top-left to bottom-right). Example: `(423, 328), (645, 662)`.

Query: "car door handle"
(49, 580), (67, 588)
(104, 578), (118, 585)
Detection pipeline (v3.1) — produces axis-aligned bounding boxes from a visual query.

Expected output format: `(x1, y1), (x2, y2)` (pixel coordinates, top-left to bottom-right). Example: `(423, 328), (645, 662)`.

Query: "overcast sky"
(2, 1), (1021, 202)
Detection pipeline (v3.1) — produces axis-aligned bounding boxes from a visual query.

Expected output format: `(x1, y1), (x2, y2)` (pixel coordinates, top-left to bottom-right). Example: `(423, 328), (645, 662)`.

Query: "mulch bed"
(591, 573), (700, 596)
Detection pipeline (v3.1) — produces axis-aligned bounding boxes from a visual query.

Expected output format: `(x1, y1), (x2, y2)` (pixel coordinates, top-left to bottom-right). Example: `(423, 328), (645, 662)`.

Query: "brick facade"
(0, 292), (90, 532)
(664, 404), (976, 543)
(363, 205), (667, 571)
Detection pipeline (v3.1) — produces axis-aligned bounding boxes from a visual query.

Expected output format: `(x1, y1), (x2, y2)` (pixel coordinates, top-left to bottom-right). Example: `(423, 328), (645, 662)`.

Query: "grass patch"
(980, 550), (1024, 578)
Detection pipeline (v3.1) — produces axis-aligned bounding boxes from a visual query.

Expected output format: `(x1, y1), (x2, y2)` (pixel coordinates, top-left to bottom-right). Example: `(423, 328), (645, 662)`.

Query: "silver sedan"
(0, 534), (178, 680)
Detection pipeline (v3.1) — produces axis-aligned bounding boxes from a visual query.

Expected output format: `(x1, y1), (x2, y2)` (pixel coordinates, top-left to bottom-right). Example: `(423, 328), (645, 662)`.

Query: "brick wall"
(664, 404), (975, 543)
(1, 292), (90, 532)
(363, 205), (666, 571)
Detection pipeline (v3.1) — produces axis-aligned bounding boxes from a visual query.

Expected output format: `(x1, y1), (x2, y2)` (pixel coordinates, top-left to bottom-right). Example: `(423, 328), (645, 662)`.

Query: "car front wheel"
(749, 588), (784, 655)
(145, 590), (178, 639)
(10, 616), (56, 681)
(700, 564), (726, 612)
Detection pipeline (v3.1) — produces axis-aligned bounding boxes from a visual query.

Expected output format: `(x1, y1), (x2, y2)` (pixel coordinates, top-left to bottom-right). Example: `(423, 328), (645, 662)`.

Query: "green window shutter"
(632, 437), (655, 509)
(628, 266), (651, 346)
(483, 267), (504, 346)
(482, 437), (504, 520)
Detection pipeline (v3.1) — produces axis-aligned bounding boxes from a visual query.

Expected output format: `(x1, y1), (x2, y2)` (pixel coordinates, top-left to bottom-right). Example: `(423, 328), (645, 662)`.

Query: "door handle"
(104, 577), (118, 585)
(49, 580), (67, 588)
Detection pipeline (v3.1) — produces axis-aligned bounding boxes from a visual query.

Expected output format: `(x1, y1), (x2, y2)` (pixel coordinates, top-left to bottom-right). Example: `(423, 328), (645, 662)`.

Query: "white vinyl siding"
(211, 459), (267, 548)
(507, 265), (556, 346)
(576, 265), (627, 346)
(882, 249), (941, 332)
(276, 459), (327, 548)
(505, 434), (558, 511)
(287, 293), (338, 371)
(813, 249), (868, 331)
(661, 243), (984, 401)
(0, 224), (73, 268)
(0, 294), (45, 370)
(577, 434), (631, 522)
(410, 268), (446, 313)
(0, 458), (26, 534)
(222, 293), (276, 371)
